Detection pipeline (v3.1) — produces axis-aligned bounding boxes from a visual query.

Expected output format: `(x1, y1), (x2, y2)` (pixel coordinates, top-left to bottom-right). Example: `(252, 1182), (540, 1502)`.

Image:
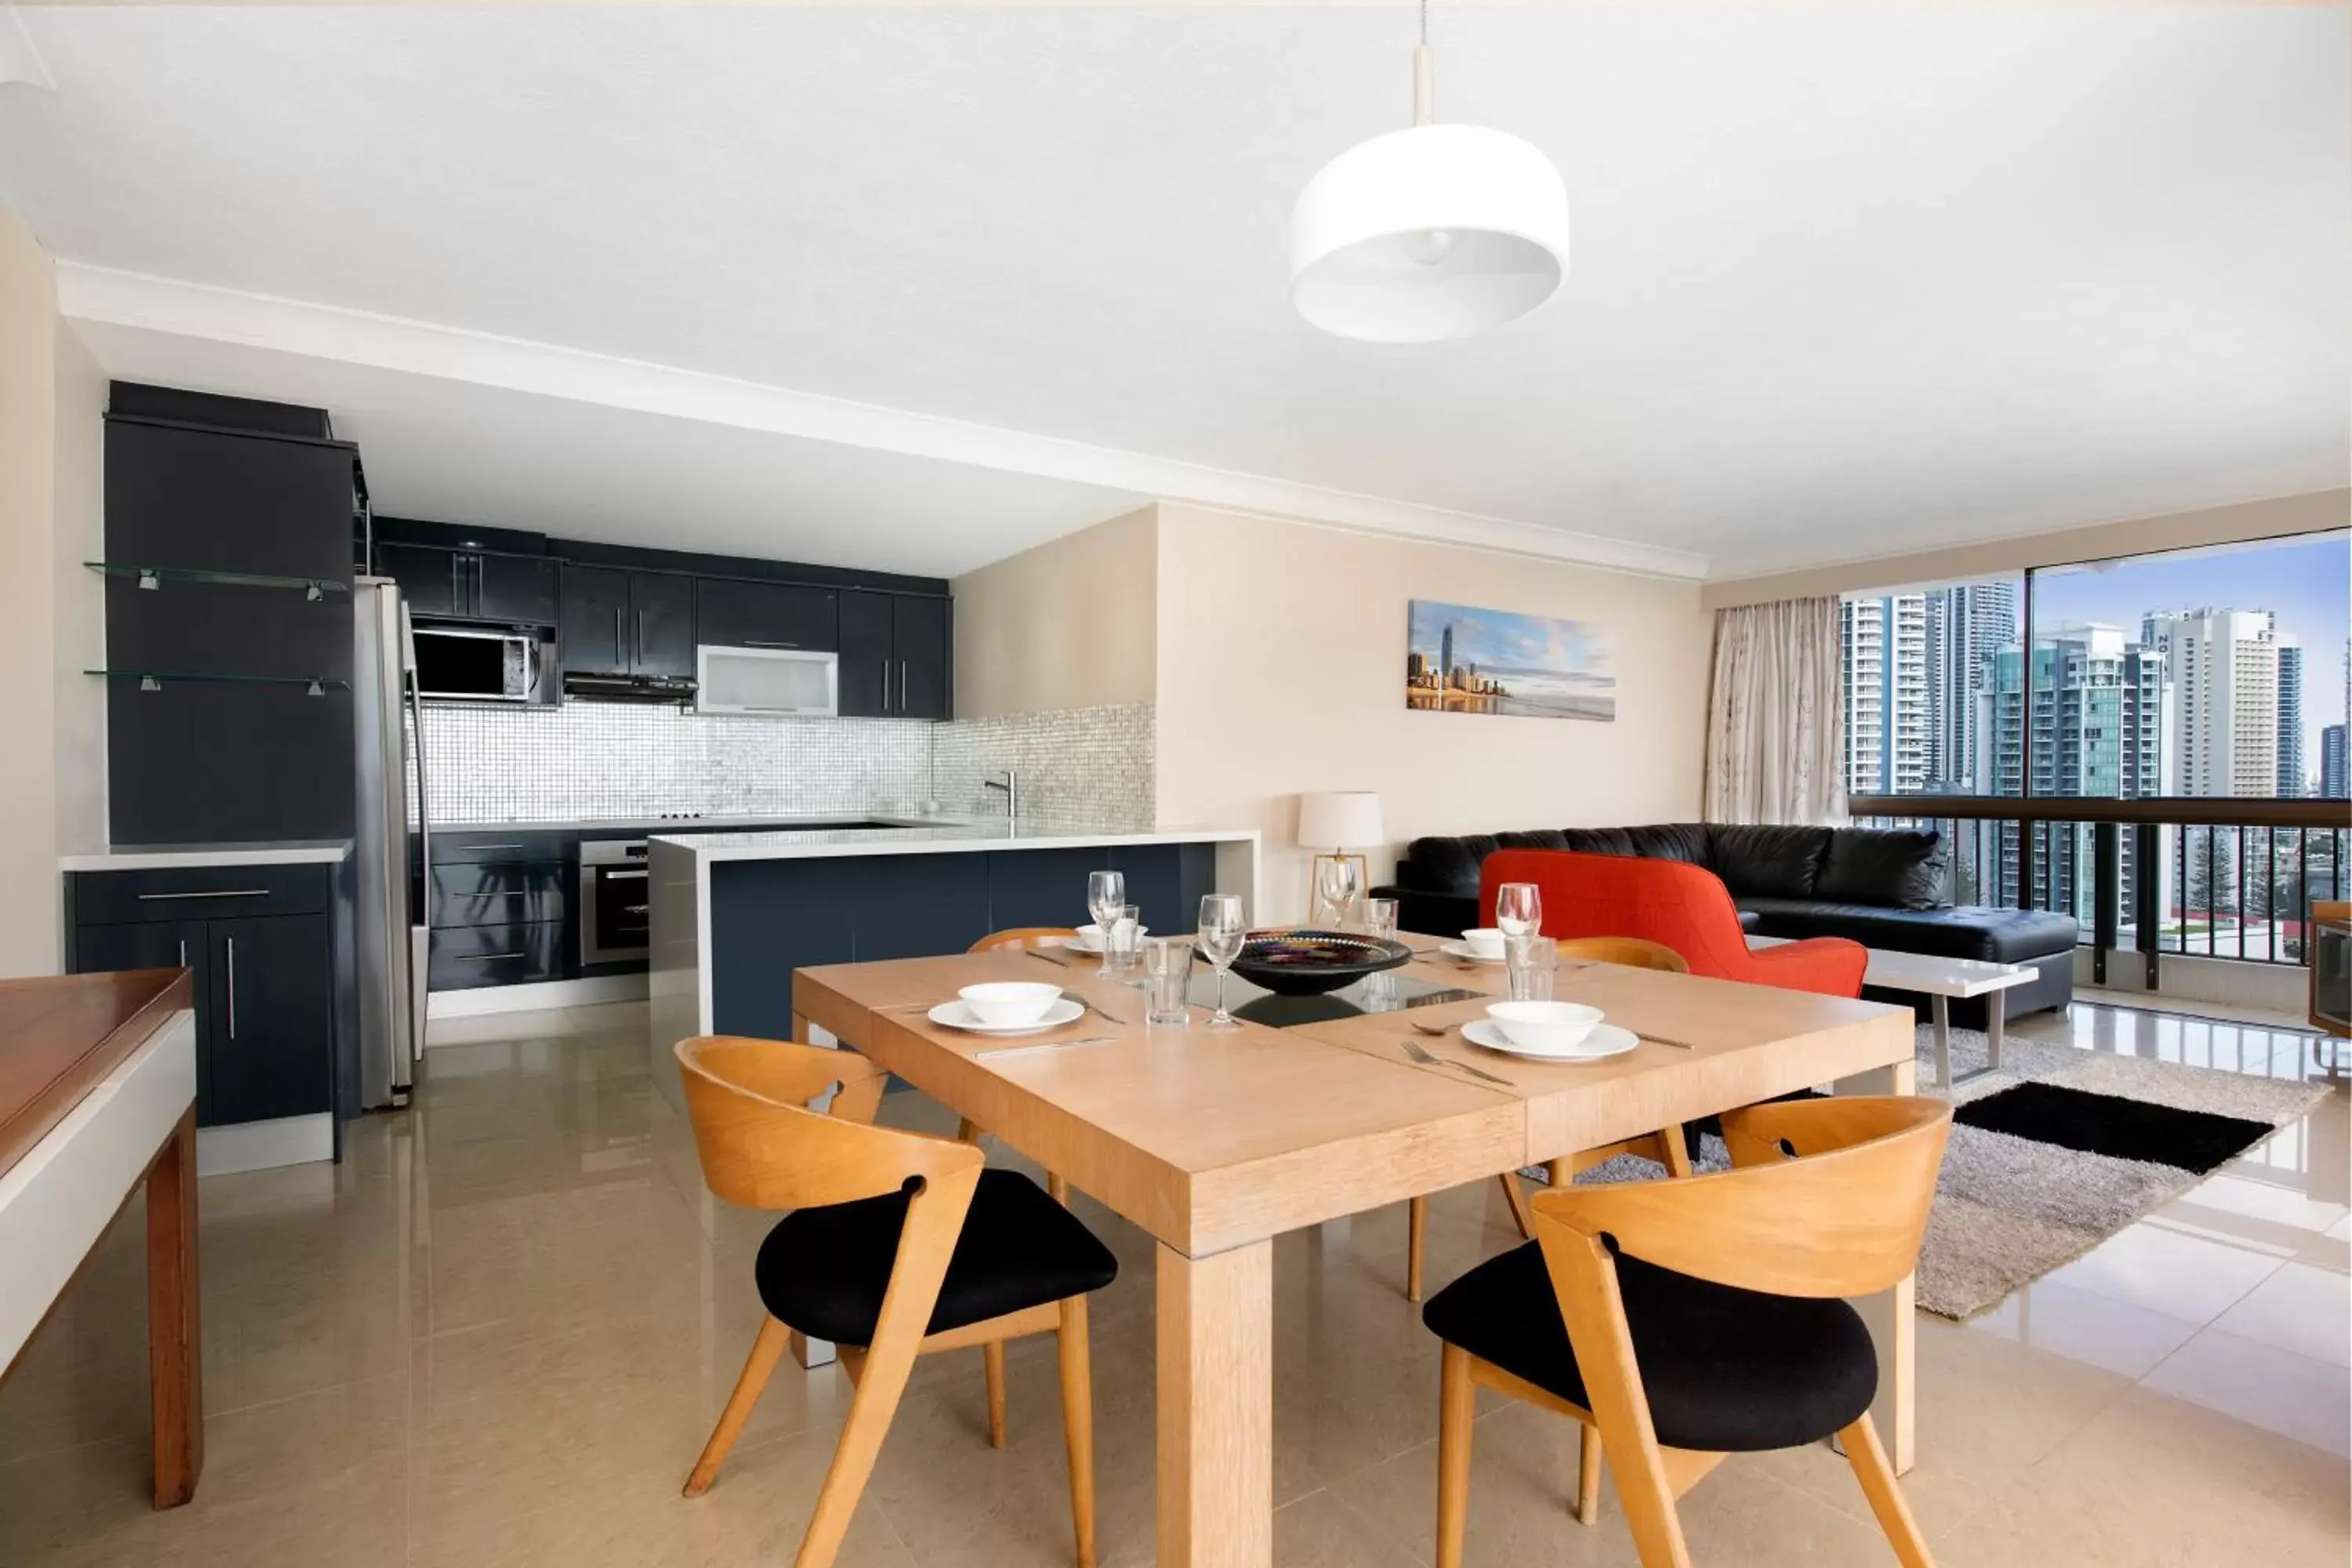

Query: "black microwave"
(412, 626), (548, 702)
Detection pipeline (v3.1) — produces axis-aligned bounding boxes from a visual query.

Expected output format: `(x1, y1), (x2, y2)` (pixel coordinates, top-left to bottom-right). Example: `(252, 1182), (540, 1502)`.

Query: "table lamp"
(1297, 791), (1385, 928)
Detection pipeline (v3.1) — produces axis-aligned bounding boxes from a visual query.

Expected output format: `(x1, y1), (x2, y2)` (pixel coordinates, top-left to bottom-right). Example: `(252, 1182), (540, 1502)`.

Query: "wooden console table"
(0, 968), (203, 1507)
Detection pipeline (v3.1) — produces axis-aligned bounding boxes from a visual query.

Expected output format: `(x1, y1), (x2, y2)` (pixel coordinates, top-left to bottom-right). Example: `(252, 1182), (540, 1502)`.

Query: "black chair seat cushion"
(1421, 1242), (1878, 1453)
(755, 1169), (1117, 1348)
(1737, 897), (2078, 964)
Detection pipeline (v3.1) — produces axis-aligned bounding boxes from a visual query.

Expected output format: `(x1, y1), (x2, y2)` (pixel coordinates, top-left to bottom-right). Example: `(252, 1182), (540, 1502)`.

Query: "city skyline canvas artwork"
(1405, 599), (1615, 721)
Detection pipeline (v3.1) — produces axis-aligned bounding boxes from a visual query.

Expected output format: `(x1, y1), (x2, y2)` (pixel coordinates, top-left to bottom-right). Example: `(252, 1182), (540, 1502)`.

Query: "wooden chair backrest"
(1530, 1096), (1951, 1298)
(970, 927), (1080, 953)
(1555, 936), (1690, 974)
(674, 1035), (982, 1212)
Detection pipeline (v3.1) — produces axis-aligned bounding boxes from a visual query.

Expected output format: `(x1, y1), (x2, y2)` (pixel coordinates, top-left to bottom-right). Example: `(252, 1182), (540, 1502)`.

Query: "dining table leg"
(1157, 1239), (1273, 1568)
(145, 1107), (202, 1508)
(1834, 1054), (1917, 1474)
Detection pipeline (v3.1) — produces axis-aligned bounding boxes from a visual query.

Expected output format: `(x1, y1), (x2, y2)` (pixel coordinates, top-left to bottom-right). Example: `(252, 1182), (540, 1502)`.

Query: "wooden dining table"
(791, 933), (1917, 1567)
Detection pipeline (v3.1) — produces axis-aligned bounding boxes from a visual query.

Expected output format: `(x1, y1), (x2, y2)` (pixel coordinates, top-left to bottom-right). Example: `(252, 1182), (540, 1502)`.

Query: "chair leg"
(1495, 1171), (1533, 1239)
(956, 1116), (982, 1145)
(794, 1323), (927, 1568)
(1048, 1172), (1069, 1206)
(1837, 1416), (1934, 1568)
(683, 1316), (788, 1498)
(1575, 1421), (1602, 1525)
(1436, 1343), (1475, 1568)
(982, 1339), (1009, 1449)
(1653, 1124), (1693, 1180)
(1056, 1294), (1098, 1568)
(1406, 1196), (1428, 1302)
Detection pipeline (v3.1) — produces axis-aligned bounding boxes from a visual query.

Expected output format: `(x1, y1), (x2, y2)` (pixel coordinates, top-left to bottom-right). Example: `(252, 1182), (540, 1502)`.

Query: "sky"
(2033, 532), (2351, 763)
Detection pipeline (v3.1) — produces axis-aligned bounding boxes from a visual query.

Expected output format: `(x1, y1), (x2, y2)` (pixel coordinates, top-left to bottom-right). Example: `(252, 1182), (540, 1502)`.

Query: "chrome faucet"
(982, 769), (1018, 838)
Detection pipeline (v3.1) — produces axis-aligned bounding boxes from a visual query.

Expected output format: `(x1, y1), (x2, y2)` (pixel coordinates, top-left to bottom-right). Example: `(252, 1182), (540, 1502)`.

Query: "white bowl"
(1073, 921), (1148, 949)
(1484, 1001), (1605, 1054)
(1460, 927), (1508, 961)
(958, 982), (1064, 1028)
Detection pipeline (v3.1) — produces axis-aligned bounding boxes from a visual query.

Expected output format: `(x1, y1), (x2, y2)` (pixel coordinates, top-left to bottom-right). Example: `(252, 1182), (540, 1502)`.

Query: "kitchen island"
(646, 822), (1259, 1109)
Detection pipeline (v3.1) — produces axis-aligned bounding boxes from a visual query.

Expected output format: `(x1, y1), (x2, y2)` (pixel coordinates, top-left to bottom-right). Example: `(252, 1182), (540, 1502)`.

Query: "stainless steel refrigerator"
(353, 577), (428, 1108)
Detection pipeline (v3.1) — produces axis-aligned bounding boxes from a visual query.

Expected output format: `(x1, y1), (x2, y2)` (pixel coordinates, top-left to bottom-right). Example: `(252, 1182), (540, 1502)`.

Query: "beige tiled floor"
(0, 997), (2343, 1566)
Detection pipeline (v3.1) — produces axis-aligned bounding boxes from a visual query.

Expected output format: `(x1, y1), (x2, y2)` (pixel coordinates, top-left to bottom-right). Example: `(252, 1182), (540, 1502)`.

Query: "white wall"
(0, 204), (107, 975)
(1152, 503), (1711, 923)
(950, 505), (1156, 719)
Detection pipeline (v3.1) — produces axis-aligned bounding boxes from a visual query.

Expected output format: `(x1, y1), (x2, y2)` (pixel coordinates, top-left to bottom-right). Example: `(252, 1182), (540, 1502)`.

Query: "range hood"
(561, 671), (696, 704)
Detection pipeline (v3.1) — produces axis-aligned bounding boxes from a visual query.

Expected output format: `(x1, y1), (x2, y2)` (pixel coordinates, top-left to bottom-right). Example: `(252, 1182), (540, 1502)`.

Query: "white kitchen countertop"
(60, 840), (354, 872)
(654, 823), (1258, 863)
(434, 811), (975, 836)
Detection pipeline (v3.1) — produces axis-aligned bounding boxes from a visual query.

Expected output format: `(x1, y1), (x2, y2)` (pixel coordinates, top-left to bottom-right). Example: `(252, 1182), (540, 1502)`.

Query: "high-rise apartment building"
(1923, 582), (2016, 791)
(1979, 623), (2169, 924)
(2143, 608), (2278, 797)
(2325, 724), (2349, 800)
(2278, 640), (2305, 797)
(1840, 594), (1929, 796)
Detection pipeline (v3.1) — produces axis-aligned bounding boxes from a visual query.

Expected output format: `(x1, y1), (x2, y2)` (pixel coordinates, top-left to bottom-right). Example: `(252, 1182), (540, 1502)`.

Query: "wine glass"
(1087, 869), (1125, 953)
(1312, 857), (1362, 929)
(1494, 882), (1543, 941)
(1197, 893), (1247, 1029)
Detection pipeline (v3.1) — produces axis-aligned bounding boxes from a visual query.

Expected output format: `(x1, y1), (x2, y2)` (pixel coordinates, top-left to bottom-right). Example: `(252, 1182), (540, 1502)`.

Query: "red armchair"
(1478, 849), (1866, 999)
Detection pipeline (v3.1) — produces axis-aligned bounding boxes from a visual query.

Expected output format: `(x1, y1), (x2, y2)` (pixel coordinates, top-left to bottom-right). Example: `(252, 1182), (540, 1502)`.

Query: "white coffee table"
(1747, 935), (2035, 1091)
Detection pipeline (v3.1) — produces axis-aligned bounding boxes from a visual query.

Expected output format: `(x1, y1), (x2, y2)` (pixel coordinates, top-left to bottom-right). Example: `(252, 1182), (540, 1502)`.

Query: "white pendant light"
(1290, 5), (1570, 343)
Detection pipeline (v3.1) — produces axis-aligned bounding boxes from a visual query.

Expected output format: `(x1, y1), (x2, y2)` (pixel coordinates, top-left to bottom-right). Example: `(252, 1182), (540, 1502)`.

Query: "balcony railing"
(1850, 793), (2350, 980)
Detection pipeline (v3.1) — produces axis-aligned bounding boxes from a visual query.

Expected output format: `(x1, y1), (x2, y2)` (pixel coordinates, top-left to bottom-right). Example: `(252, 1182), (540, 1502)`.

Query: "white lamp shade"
(1297, 791), (1386, 850)
(1290, 124), (1570, 343)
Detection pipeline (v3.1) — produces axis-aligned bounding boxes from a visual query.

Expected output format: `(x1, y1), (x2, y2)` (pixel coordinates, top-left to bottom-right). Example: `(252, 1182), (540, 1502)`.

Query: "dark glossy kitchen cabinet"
(66, 861), (343, 1131)
(373, 543), (557, 625)
(838, 590), (949, 720)
(559, 565), (695, 680)
(208, 914), (334, 1126)
(696, 578), (838, 652)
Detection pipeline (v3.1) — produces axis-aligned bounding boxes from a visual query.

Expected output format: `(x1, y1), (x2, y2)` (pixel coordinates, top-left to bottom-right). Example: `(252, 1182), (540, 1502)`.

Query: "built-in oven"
(579, 839), (651, 966)
(412, 626), (549, 702)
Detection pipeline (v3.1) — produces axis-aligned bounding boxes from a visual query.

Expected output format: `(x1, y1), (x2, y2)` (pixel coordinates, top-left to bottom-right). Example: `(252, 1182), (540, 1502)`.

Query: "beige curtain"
(1704, 597), (1846, 825)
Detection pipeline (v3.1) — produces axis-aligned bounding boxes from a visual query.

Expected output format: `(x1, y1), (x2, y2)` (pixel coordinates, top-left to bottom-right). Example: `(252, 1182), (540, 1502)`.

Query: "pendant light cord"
(1412, 0), (1434, 125)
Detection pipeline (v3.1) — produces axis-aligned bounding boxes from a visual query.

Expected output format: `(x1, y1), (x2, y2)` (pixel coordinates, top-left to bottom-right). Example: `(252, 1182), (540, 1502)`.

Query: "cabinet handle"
(451, 556), (461, 611)
(226, 935), (238, 1040)
(881, 664), (891, 713)
(614, 607), (625, 665)
(455, 950), (525, 962)
(601, 869), (648, 880)
(139, 888), (269, 901)
(900, 659), (909, 711)
(453, 843), (525, 851)
(636, 610), (647, 666)
(177, 939), (187, 967)
(621, 904), (649, 916)
(743, 640), (800, 649)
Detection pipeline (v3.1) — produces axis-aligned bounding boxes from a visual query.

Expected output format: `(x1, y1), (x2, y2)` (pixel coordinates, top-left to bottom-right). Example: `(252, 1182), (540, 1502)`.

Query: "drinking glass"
(1363, 896), (1399, 943)
(1311, 857), (1362, 930)
(1494, 881), (1544, 942)
(1087, 869), (1126, 937)
(1103, 905), (1142, 983)
(1197, 893), (1247, 1029)
(1506, 934), (1558, 1002)
(1142, 938), (1192, 1027)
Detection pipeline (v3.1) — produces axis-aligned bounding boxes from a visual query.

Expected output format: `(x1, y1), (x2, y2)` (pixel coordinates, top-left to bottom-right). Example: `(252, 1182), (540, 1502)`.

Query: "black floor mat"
(1954, 1081), (2275, 1174)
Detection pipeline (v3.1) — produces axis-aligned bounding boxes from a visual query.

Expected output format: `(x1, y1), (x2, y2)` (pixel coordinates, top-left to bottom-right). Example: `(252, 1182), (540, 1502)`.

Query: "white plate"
(1437, 941), (1506, 964)
(927, 998), (1086, 1036)
(1461, 1019), (1640, 1062)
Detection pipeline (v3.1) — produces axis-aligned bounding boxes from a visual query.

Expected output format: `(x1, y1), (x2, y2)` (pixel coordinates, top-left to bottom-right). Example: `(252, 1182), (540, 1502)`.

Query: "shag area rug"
(1560, 1023), (2332, 1320)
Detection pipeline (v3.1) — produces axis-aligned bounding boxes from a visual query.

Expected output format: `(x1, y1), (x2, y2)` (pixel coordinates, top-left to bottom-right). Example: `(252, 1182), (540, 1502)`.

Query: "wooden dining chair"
(673, 1035), (1117, 1568)
(1424, 1095), (1952, 1568)
(1402, 935), (1697, 1302)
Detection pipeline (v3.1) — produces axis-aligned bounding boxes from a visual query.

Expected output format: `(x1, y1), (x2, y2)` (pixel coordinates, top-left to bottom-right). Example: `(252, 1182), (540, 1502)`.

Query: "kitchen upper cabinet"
(695, 578), (838, 652)
(836, 590), (950, 719)
(894, 595), (951, 720)
(558, 565), (695, 679)
(838, 590), (894, 718)
(374, 543), (557, 625)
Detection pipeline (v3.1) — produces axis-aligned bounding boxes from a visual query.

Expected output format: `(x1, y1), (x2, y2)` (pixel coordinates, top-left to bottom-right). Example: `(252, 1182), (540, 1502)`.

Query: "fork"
(1399, 1036), (1515, 1087)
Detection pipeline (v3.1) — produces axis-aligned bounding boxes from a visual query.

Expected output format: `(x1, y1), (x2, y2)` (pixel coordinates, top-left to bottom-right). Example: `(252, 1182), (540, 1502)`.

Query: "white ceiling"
(4, 5), (2345, 580)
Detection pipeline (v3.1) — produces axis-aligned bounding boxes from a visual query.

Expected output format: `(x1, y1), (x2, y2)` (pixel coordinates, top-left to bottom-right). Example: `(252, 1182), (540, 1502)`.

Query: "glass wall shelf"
(85, 562), (350, 601)
(86, 670), (350, 696)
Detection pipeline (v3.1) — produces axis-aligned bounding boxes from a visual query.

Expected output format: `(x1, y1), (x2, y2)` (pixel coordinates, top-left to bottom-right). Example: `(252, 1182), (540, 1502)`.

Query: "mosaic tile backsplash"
(419, 699), (1154, 831)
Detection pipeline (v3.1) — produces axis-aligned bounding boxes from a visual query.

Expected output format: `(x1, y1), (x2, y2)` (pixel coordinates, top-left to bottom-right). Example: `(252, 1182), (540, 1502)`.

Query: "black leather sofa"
(1373, 822), (2076, 1028)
